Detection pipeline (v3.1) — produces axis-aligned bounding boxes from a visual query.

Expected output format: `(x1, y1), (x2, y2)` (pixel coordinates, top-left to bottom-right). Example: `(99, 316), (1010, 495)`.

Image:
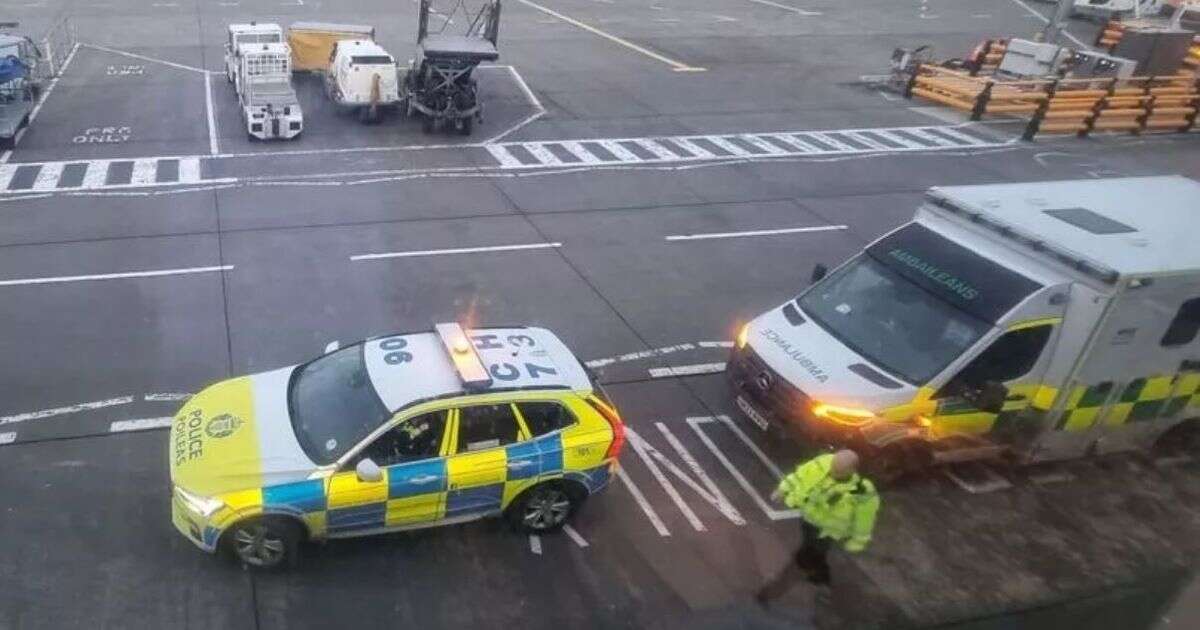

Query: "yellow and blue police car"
(170, 323), (625, 568)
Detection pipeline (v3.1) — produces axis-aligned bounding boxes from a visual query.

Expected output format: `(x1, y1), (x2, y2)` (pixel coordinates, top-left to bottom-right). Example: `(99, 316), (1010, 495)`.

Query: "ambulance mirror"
(811, 264), (829, 284)
(356, 458), (383, 483)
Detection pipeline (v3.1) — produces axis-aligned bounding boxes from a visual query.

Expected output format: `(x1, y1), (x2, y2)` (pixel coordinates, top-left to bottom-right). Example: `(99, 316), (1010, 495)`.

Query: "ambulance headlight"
(175, 486), (225, 518)
(811, 403), (876, 426)
(736, 324), (750, 350)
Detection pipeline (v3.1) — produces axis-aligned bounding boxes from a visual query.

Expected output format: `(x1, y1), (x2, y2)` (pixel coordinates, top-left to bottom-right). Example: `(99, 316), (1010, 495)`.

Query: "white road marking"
(689, 416), (800, 520)
(596, 140), (641, 162)
(486, 145), (524, 168)
(669, 138), (716, 158)
(0, 432), (15, 444)
(806, 131), (855, 151)
(648, 362), (726, 378)
(558, 141), (604, 164)
(0, 265), (234, 287)
(131, 159), (157, 185)
(1006, 0), (1088, 48)
(932, 126), (991, 145)
(615, 467), (671, 537)
(841, 131), (891, 151)
(585, 343), (696, 369)
(0, 164), (18, 189)
(350, 242), (562, 261)
(524, 143), (564, 166)
(82, 160), (110, 188)
(205, 72), (219, 155)
(773, 133), (822, 153)
(82, 42), (211, 75)
(31, 162), (64, 191)
(656, 422), (746, 525)
(702, 136), (752, 157)
(529, 534), (542, 555)
(625, 428), (706, 531)
(110, 417), (173, 433)
(665, 225), (847, 241)
(744, 0), (821, 15)
(562, 524), (590, 547)
(515, 0), (705, 72)
(699, 341), (734, 349)
(178, 157), (202, 183)
(738, 134), (787, 155)
(0, 396), (135, 427)
(0, 41), (79, 163)
(632, 139), (677, 160)
(145, 393), (192, 402)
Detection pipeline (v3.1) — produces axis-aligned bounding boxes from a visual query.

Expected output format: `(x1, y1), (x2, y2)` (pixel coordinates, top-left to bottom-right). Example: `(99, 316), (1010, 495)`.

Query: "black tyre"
(1153, 419), (1200, 458)
(863, 442), (931, 487)
(507, 483), (579, 533)
(223, 516), (302, 569)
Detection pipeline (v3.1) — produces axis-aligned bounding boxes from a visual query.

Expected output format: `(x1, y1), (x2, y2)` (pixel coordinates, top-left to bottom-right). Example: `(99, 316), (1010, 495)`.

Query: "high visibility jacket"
(776, 454), (880, 552)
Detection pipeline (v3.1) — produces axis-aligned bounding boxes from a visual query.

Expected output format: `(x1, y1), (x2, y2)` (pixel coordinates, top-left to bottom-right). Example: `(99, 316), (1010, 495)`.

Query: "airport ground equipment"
(403, 0), (501, 135)
(323, 39), (401, 123)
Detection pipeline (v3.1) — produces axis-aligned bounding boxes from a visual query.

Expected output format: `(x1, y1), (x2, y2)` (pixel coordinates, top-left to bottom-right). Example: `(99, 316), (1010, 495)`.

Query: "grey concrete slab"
(0, 189), (217, 247)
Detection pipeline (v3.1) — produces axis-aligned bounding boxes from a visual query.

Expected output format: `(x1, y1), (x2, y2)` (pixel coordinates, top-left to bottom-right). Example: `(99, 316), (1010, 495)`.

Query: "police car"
(170, 323), (625, 568)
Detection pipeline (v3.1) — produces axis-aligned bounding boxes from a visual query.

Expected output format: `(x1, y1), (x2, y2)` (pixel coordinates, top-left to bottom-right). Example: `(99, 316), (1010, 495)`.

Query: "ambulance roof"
(927, 176), (1200, 279)
(362, 326), (592, 412)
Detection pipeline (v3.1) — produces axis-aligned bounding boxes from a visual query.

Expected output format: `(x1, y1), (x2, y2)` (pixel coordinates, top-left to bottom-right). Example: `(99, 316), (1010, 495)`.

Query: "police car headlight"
(811, 403), (876, 426)
(175, 486), (225, 518)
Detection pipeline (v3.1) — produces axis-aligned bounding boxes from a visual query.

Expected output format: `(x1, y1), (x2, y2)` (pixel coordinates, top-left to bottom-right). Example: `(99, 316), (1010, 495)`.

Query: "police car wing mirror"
(810, 264), (828, 284)
(324, 340), (340, 354)
(973, 381), (1008, 414)
(355, 458), (383, 483)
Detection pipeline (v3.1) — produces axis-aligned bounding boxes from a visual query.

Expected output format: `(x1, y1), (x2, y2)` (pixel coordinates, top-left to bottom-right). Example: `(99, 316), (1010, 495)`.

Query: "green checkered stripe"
(1057, 373), (1200, 432)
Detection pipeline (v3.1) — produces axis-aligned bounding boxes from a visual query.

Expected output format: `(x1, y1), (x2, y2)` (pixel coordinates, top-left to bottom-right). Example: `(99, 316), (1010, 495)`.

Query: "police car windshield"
(799, 256), (990, 384)
(288, 344), (391, 465)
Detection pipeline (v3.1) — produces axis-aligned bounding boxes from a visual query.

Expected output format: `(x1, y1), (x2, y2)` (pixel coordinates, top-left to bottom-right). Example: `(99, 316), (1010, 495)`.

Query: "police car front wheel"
(224, 517), (301, 569)
(509, 483), (579, 533)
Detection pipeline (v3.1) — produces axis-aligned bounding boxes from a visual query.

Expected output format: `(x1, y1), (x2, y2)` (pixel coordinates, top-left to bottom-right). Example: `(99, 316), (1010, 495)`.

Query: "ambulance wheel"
(223, 516), (302, 570)
(507, 482), (581, 533)
(1154, 419), (1200, 457)
(865, 442), (930, 487)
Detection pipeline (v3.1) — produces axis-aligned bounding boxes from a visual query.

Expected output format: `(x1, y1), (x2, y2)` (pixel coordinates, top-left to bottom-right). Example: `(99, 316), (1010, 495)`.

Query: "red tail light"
(589, 397), (625, 460)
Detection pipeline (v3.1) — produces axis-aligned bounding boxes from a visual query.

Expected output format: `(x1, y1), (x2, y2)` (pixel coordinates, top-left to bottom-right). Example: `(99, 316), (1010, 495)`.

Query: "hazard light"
(435, 322), (492, 391)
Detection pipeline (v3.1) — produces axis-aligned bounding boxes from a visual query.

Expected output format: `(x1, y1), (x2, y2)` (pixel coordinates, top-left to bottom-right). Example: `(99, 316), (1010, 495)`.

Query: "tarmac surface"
(0, 0), (1198, 628)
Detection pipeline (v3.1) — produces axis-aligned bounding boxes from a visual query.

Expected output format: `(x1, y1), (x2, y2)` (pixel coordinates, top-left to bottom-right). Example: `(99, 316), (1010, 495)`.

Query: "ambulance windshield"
(799, 256), (990, 385)
(288, 344), (392, 465)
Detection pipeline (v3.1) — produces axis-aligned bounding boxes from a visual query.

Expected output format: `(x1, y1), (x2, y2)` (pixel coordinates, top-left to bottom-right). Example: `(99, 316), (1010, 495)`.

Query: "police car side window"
(358, 410), (447, 467)
(457, 404), (521, 453)
(518, 402), (575, 436)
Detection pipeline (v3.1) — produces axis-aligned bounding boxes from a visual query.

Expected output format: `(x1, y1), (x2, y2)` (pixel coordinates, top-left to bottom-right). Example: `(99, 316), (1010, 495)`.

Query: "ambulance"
(729, 176), (1200, 480)
(170, 323), (624, 568)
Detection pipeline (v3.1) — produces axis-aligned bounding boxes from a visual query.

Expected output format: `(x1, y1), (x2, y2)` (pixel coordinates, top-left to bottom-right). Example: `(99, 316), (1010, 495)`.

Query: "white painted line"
(82, 43), (211, 75)
(806, 132), (857, 152)
(632, 139), (677, 160)
(0, 396), (135, 427)
(904, 127), (959, 148)
(669, 138), (716, 158)
(110, 417), (173, 433)
(625, 428), (706, 532)
(713, 415), (787, 478)
(515, 0), (705, 72)
(0, 431), (15, 445)
(486, 145), (524, 168)
(558, 141), (604, 164)
(584, 343), (696, 368)
(350, 242), (562, 261)
(699, 341), (734, 349)
(744, 0), (821, 15)
(483, 66), (546, 144)
(841, 131), (891, 151)
(31, 162), (64, 191)
(929, 126), (988, 146)
(529, 534), (542, 555)
(690, 416), (800, 520)
(615, 467), (671, 537)
(0, 265), (233, 287)
(738, 135), (787, 155)
(778, 134), (823, 153)
(596, 140), (641, 162)
(562, 524), (590, 547)
(648, 362), (726, 378)
(81, 161), (110, 188)
(666, 224), (847, 242)
(525, 143), (564, 166)
(131, 159), (157, 185)
(703, 136), (752, 157)
(0, 164), (18, 189)
(145, 392), (192, 402)
(870, 129), (927, 149)
(656, 422), (745, 525)
(178, 157), (201, 183)
(1006, 0), (1088, 48)
(205, 72), (219, 156)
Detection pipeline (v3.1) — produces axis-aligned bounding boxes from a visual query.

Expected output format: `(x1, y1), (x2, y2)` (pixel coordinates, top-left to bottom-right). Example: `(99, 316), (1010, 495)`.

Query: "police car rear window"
(867, 223), (1042, 323)
(518, 402), (576, 436)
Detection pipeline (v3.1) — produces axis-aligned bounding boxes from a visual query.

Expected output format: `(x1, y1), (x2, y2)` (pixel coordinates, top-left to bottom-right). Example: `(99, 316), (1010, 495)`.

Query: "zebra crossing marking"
(0, 156), (217, 194)
(484, 125), (1010, 169)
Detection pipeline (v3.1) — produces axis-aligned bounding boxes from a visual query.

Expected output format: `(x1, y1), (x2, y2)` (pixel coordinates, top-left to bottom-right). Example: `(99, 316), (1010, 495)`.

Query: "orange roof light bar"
(435, 322), (493, 391)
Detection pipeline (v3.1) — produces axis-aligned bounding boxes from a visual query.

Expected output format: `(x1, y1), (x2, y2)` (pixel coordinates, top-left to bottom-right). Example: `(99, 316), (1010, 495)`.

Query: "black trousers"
(758, 521), (832, 603)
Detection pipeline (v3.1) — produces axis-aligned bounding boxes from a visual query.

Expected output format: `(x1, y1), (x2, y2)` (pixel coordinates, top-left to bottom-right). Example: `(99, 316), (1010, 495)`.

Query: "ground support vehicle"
(729, 176), (1200, 481)
(0, 26), (43, 149)
(287, 22), (376, 72)
(223, 22), (284, 86)
(234, 41), (303, 140)
(402, 0), (501, 135)
(169, 323), (625, 568)
(323, 39), (402, 123)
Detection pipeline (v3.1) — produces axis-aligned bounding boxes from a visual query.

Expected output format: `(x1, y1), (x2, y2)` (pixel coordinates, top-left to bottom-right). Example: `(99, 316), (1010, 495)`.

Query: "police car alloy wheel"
(227, 518), (298, 568)
(518, 485), (574, 532)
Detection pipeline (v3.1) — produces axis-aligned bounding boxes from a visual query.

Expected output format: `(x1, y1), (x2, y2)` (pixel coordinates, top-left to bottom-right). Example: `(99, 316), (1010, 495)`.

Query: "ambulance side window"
(1162, 297), (1200, 348)
(355, 410), (447, 467)
(937, 325), (1052, 398)
(457, 404), (521, 453)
